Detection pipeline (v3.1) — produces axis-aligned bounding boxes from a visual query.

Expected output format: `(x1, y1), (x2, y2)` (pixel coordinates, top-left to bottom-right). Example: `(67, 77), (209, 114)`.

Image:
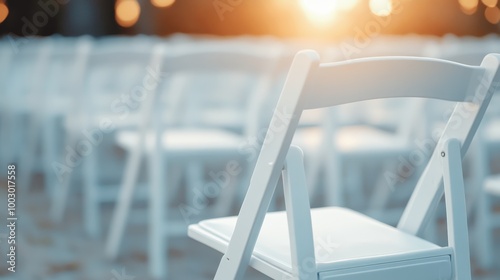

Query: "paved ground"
(0, 179), (499, 280)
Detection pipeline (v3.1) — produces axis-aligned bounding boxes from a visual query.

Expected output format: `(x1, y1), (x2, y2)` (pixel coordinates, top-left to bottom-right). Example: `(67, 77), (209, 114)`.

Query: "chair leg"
(50, 131), (77, 223)
(467, 143), (485, 217)
(186, 162), (204, 197)
(236, 161), (254, 205)
(212, 176), (235, 217)
(51, 172), (72, 223)
(369, 160), (396, 214)
(18, 113), (41, 193)
(149, 151), (167, 279)
(105, 147), (143, 260)
(0, 112), (13, 168)
(347, 162), (364, 210)
(325, 154), (343, 206)
(212, 160), (248, 217)
(2, 112), (25, 169)
(42, 117), (58, 197)
(475, 189), (494, 269)
(83, 149), (99, 237)
(168, 164), (184, 202)
(469, 138), (494, 268)
(305, 148), (323, 201)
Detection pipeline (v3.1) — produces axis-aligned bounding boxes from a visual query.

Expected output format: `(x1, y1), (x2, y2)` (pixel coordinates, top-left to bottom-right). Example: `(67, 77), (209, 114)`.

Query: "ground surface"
(0, 179), (499, 280)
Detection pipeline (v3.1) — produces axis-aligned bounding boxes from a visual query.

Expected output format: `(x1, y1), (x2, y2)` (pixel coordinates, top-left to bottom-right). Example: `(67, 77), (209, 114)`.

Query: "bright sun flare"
(299, 0), (337, 20)
(299, 0), (358, 23)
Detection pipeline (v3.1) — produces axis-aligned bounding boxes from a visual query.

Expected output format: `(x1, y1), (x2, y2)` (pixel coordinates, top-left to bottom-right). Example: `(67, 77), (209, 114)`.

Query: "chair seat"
(200, 110), (244, 131)
(485, 175), (500, 196)
(293, 125), (410, 157)
(115, 128), (244, 157)
(189, 207), (452, 279)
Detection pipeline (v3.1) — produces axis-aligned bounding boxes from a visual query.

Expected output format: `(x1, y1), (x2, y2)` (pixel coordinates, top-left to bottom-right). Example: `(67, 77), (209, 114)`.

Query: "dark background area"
(0, 0), (499, 39)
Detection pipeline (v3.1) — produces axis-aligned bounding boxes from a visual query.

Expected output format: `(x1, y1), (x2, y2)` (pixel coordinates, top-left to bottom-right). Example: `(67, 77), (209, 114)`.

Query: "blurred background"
(1, 0), (500, 280)
(0, 0), (499, 37)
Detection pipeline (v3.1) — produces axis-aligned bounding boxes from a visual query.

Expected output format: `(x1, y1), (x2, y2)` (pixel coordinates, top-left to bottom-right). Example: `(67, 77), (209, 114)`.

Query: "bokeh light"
(369, 0), (393, 17)
(151, 0), (175, 8)
(481, 0), (498, 8)
(0, 2), (9, 24)
(459, 0), (479, 15)
(485, 6), (500, 24)
(115, 0), (141, 28)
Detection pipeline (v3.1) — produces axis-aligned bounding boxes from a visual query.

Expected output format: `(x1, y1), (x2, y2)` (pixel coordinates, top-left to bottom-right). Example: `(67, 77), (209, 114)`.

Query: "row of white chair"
(0, 34), (294, 278)
(1, 34), (499, 279)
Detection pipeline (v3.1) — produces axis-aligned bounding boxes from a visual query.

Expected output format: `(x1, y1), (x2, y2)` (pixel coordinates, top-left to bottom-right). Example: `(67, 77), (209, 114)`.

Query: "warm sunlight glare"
(299, 0), (339, 23)
(151, 0), (175, 8)
(369, 0), (393, 17)
(0, 2), (8, 24)
(459, 0), (479, 15)
(338, 0), (359, 11)
(115, 0), (141, 28)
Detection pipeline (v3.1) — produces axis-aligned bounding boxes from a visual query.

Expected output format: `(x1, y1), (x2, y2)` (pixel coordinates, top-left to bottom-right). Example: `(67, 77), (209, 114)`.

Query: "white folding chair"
(474, 138), (500, 270)
(37, 36), (93, 198)
(48, 36), (94, 220)
(50, 39), (156, 236)
(104, 43), (285, 278)
(0, 38), (17, 168)
(424, 36), (500, 266)
(4, 37), (91, 196)
(189, 50), (500, 279)
(8, 39), (52, 192)
(472, 65), (500, 269)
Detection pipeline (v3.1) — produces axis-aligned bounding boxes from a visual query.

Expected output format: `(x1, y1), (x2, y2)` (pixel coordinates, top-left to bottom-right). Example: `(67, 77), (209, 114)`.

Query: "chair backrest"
(0, 38), (16, 106)
(217, 50), (500, 278)
(44, 36), (92, 112)
(301, 56), (485, 109)
(81, 40), (155, 118)
(5, 39), (52, 111)
(48, 36), (93, 133)
(151, 43), (285, 137)
(321, 43), (442, 143)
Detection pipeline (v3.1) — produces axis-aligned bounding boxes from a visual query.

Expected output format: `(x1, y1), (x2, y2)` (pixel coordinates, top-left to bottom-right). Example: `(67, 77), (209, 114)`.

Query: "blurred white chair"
(424, 36), (500, 265)
(0, 38), (17, 168)
(471, 63), (500, 269)
(47, 36), (94, 218)
(8, 39), (52, 192)
(104, 43), (284, 278)
(293, 99), (425, 210)
(39, 36), (93, 197)
(474, 138), (500, 269)
(50, 39), (156, 236)
(3, 37), (92, 197)
(189, 50), (500, 280)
